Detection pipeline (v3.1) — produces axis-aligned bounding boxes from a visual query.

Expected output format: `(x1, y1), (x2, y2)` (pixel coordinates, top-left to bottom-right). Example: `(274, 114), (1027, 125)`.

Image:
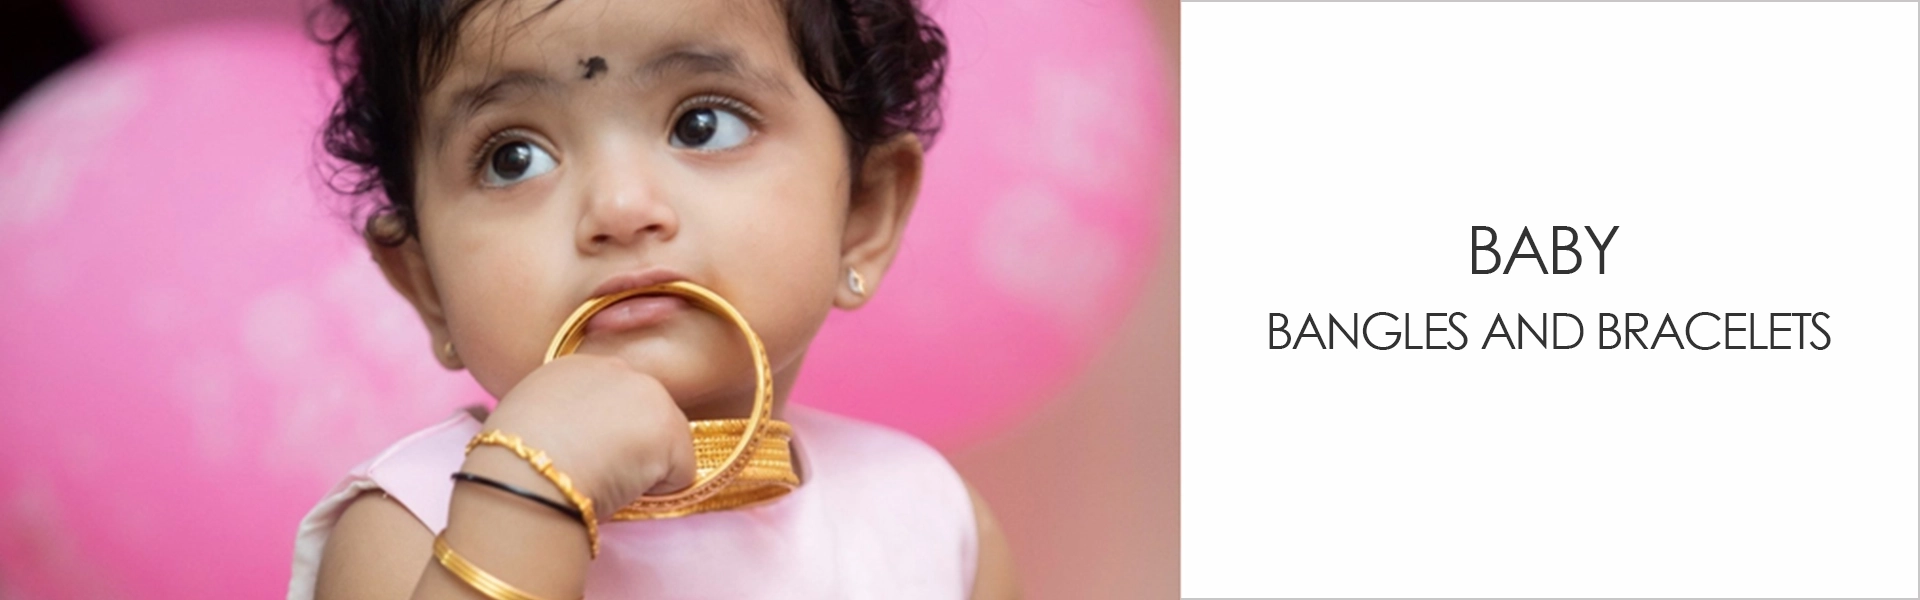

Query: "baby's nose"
(578, 164), (679, 250)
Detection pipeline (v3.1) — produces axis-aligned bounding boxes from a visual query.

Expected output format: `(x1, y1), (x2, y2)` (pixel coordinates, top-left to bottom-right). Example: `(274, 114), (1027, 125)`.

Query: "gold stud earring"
(441, 340), (460, 365)
(846, 269), (866, 296)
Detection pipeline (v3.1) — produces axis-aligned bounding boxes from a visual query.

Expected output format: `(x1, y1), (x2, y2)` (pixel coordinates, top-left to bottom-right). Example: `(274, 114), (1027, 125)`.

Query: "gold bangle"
(612, 417), (800, 520)
(544, 280), (798, 520)
(432, 534), (576, 600)
(465, 430), (600, 558)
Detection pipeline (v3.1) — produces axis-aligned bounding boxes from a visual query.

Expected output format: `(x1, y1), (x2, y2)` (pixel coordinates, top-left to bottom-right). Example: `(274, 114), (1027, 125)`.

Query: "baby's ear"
(365, 218), (461, 370)
(836, 133), (925, 310)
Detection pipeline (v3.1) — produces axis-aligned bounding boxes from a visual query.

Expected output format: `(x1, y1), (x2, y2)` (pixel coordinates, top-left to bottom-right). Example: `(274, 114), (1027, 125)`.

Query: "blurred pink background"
(948, 5), (1177, 598)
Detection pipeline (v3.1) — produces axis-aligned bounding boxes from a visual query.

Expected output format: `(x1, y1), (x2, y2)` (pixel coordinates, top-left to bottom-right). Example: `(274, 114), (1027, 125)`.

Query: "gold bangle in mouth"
(544, 280), (799, 520)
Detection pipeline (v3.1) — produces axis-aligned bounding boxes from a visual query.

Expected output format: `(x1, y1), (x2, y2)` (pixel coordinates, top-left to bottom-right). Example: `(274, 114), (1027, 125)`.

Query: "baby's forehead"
(420, 0), (799, 137)
(439, 0), (792, 81)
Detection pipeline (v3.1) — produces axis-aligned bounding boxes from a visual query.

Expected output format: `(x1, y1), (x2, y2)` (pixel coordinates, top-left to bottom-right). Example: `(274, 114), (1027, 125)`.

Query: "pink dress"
(288, 405), (978, 599)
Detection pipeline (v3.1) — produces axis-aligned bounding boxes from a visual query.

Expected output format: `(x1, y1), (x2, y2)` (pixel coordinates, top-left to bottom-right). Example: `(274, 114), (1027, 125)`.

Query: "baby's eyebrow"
(429, 46), (793, 150)
(431, 70), (562, 149)
(638, 47), (794, 99)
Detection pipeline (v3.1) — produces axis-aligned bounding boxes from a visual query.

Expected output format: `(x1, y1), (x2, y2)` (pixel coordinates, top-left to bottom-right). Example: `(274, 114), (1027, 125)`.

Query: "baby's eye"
(669, 107), (753, 151)
(483, 140), (557, 187)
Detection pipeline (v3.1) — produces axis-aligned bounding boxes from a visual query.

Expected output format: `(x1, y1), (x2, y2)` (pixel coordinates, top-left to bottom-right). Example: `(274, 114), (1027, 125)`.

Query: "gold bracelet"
(432, 534), (576, 600)
(465, 430), (600, 558)
(544, 280), (801, 520)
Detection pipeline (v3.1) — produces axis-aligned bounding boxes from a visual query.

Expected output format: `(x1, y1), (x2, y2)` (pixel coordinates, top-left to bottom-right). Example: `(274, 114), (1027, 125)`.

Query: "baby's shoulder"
(347, 409), (483, 530)
(289, 410), (480, 599)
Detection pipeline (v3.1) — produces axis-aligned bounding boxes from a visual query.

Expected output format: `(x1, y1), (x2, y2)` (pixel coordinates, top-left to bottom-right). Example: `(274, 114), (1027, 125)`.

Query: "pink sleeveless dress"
(287, 405), (978, 599)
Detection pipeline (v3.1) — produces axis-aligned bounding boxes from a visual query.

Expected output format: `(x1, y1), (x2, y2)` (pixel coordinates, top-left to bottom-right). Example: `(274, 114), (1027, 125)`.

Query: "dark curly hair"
(313, 0), (947, 246)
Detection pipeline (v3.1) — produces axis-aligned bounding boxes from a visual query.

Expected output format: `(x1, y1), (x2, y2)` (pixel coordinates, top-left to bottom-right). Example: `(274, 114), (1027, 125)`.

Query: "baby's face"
(398, 0), (870, 417)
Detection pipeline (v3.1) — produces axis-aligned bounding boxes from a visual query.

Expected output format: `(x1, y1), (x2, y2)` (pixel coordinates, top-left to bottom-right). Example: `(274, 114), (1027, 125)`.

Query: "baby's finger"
(644, 428), (698, 495)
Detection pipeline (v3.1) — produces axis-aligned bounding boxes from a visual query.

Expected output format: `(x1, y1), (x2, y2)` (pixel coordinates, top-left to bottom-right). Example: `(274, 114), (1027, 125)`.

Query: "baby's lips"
(581, 293), (690, 336)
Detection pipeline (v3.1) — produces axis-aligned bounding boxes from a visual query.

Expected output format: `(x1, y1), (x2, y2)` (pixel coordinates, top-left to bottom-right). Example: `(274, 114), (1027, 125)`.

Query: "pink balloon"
(64, 0), (308, 42)
(0, 23), (486, 598)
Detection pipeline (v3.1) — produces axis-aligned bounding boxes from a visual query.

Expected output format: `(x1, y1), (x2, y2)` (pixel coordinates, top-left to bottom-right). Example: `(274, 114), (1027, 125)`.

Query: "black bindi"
(580, 56), (607, 80)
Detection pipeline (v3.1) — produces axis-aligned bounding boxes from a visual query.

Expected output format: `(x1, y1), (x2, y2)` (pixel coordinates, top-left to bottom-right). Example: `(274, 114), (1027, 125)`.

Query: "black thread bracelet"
(449, 471), (585, 521)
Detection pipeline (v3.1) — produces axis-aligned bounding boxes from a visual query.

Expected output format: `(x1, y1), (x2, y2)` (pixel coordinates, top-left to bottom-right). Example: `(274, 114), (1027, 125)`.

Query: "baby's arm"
(313, 355), (698, 599)
(315, 455), (598, 599)
(315, 492), (432, 598)
(968, 483), (1020, 600)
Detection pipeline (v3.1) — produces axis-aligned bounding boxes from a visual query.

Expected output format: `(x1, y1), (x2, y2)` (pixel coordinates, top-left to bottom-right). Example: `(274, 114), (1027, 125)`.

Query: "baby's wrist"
(463, 433), (617, 524)
(460, 447), (576, 507)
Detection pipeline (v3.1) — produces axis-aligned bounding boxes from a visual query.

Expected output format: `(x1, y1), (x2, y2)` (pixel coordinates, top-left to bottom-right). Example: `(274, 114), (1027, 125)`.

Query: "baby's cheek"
(438, 255), (560, 399)
(720, 208), (840, 317)
(764, 286), (836, 364)
(448, 302), (546, 400)
(740, 260), (840, 370)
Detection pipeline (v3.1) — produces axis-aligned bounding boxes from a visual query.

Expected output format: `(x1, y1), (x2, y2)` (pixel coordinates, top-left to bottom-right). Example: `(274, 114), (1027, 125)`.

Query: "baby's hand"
(477, 354), (697, 519)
